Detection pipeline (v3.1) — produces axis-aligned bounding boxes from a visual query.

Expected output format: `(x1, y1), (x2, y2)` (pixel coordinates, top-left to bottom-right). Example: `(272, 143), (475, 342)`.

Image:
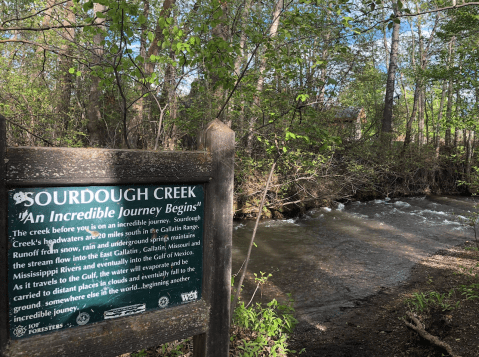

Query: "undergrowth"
(231, 294), (302, 356)
(405, 290), (460, 313)
(125, 273), (302, 357)
(405, 245), (479, 316)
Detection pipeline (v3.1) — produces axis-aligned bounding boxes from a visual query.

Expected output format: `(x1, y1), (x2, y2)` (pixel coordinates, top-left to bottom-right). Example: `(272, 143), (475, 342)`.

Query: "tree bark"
(381, 1), (400, 136)
(436, 80), (447, 151)
(162, 53), (178, 150)
(404, 85), (420, 148)
(417, 17), (425, 146)
(124, 0), (176, 149)
(403, 10), (439, 151)
(400, 73), (410, 118)
(86, 3), (107, 147)
(418, 87), (425, 145)
(381, 0), (389, 71)
(55, 0), (75, 142)
(445, 37), (456, 148)
(209, 0), (230, 122)
(231, 0), (252, 130)
(145, 0), (176, 77)
(465, 130), (475, 184)
(130, 0), (150, 149)
(317, 30), (330, 108)
(245, 0), (283, 154)
(454, 86), (461, 150)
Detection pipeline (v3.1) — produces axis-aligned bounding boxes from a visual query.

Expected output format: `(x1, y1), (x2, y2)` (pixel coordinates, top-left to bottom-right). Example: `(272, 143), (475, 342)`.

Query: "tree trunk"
(404, 85), (420, 148)
(245, 0), (283, 155)
(425, 90), (430, 144)
(436, 80), (447, 151)
(381, 0), (389, 71)
(418, 87), (425, 145)
(465, 130), (475, 184)
(145, 0), (176, 77)
(162, 54), (178, 150)
(317, 31), (330, 108)
(453, 87), (461, 150)
(403, 10), (438, 151)
(55, 1), (75, 142)
(417, 19), (425, 146)
(381, 1), (400, 136)
(86, 3), (107, 147)
(231, 0), (252, 130)
(210, 0), (230, 122)
(400, 73), (410, 118)
(130, 0), (150, 148)
(445, 37), (456, 148)
(124, 0), (176, 149)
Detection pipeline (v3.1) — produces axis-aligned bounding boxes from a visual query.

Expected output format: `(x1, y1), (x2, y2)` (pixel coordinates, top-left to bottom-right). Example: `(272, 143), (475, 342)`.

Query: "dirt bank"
(288, 242), (479, 357)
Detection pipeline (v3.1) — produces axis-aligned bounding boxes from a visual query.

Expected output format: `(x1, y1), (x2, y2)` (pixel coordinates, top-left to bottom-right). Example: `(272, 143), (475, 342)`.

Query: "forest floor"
(287, 241), (479, 357)
(120, 241), (479, 357)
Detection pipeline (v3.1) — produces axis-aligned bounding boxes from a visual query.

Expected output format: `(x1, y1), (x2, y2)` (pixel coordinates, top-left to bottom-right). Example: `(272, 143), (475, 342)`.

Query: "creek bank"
(234, 185), (467, 220)
(287, 242), (479, 357)
(233, 145), (473, 220)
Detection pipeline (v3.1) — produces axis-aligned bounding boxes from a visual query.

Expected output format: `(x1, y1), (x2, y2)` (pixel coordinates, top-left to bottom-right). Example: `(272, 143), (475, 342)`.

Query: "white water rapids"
(232, 195), (477, 323)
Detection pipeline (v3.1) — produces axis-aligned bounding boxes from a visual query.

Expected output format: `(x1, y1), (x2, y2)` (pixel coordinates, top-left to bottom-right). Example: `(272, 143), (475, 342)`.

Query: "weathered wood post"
(0, 117), (234, 357)
(1, 114), (8, 356)
(195, 119), (234, 356)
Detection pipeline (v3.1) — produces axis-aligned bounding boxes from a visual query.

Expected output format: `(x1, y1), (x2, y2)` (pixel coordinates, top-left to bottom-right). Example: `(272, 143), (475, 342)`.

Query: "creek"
(232, 195), (477, 325)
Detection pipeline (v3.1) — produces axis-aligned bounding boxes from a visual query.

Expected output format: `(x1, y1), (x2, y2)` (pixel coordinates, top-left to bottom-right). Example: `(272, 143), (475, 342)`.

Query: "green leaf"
(296, 94), (309, 102)
(213, 8), (223, 20)
(82, 1), (93, 11)
(147, 31), (155, 42)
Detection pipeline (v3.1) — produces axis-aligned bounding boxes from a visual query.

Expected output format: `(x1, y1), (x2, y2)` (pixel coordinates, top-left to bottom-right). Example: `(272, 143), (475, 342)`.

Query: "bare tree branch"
(1, 0), (69, 27)
(360, 2), (479, 33)
(0, 22), (102, 32)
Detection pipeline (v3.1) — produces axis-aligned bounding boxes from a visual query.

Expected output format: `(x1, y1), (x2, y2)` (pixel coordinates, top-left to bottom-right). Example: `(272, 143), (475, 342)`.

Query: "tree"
(381, 0), (400, 137)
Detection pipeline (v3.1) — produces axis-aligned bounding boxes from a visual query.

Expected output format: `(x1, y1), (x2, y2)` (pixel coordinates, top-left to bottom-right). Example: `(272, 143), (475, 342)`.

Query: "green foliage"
(406, 259), (479, 316)
(405, 290), (459, 313)
(232, 294), (300, 356)
(456, 203), (479, 249)
(130, 349), (147, 357)
(457, 283), (479, 301)
(254, 271), (272, 285)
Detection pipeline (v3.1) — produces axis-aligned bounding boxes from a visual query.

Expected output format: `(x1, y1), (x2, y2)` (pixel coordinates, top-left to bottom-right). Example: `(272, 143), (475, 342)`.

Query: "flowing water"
(232, 195), (477, 325)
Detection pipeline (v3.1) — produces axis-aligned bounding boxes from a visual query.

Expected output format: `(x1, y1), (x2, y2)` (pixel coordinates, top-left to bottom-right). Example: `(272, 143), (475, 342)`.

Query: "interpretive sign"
(7, 184), (204, 339)
(1, 117), (234, 357)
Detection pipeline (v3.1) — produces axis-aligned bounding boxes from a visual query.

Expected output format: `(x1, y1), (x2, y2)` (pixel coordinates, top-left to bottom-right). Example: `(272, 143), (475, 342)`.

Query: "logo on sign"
(76, 312), (91, 325)
(180, 290), (198, 303)
(13, 325), (27, 338)
(158, 296), (169, 308)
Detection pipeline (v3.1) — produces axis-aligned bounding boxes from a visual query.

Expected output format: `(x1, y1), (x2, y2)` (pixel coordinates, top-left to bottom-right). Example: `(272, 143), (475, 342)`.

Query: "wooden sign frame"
(0, 116), (234, 357)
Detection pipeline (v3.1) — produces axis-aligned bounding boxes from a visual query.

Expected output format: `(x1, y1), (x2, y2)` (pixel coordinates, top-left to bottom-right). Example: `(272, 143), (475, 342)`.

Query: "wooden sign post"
(0, 115), (234, 357)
